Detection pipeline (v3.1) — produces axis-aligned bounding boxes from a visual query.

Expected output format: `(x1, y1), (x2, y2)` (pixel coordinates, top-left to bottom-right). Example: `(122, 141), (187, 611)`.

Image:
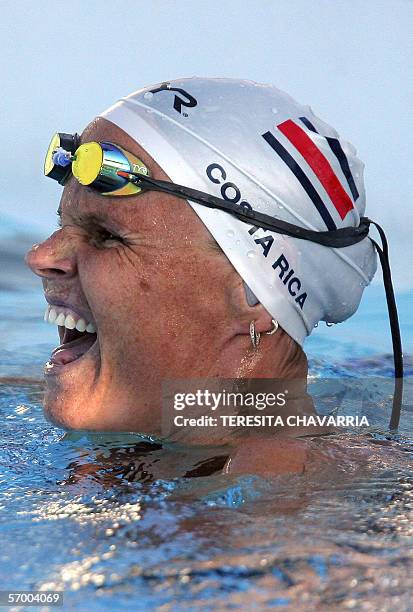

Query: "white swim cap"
(100, 77), (377, 346)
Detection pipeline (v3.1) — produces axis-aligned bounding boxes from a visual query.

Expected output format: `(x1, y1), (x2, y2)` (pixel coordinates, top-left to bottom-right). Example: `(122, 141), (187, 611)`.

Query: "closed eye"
(55, 209), (125, 247)
(90, 226), (125, 248)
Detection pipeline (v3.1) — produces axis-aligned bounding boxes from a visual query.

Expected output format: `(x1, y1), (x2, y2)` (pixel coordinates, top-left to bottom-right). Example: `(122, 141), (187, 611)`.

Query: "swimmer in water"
(26, 78), (394, 476)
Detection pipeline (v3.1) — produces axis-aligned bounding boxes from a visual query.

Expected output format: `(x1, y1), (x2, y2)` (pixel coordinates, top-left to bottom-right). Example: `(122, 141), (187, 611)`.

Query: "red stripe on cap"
(277, 119), (354, 220)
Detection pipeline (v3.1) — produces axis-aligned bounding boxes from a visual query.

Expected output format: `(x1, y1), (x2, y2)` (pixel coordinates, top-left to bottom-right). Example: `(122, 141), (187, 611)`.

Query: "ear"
(227, 278), (276, 334)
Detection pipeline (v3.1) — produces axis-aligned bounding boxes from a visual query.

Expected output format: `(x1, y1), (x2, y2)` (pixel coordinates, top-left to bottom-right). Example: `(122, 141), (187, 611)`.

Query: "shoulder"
(224, 436), (311, 476)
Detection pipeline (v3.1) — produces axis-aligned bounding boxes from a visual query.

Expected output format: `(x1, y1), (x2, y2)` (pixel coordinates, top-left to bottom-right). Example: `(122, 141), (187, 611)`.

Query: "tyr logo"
(149, 83), (198, 115)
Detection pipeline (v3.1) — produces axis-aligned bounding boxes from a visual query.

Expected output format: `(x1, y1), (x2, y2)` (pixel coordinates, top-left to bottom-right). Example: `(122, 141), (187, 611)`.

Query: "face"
(26, 118), (248, 433)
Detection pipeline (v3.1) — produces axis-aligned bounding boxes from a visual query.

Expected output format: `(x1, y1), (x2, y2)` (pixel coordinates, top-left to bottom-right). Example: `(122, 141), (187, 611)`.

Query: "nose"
(25, 229), (77, 279)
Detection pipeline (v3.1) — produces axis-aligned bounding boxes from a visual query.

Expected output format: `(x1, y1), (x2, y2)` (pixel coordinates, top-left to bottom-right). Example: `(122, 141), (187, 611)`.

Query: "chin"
(42, 304), (156, 433)
(43, 354), (103, 431)
(43, 381), (93, 431)
(43, 373), (151, 433)
(42, 303), (104, 429)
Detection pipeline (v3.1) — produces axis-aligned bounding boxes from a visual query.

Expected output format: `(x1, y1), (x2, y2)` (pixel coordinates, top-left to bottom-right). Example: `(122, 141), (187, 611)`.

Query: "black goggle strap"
(119, 170), (371, 248)
(369, 221), (403, 431)
(121, 169), (404, 431)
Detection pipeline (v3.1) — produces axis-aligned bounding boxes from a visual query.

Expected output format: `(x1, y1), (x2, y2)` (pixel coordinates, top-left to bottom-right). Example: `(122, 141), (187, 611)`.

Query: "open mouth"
(44, 305), (98, 367)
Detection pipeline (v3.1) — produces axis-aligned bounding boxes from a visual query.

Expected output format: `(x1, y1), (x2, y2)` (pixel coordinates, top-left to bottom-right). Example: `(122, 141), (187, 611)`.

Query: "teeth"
(56, 312), (65, 326)
(43, 305), (96, 334)
(64, 314), (76, 330)
(75, 318), (87, 332)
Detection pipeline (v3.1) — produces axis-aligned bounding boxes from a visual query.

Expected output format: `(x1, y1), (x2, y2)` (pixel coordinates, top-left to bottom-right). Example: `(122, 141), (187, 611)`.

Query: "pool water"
(1, 282), (412, 610)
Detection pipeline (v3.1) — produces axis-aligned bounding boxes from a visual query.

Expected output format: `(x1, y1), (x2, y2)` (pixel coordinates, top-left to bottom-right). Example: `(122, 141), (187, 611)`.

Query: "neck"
(207, 327), (308, 379)
(159, 329), (312, 446)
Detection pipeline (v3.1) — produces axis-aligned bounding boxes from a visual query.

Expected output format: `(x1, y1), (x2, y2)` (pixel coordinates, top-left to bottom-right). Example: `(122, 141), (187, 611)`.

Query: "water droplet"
(314, 323), (319, 328)
(271, 107), (278, 114)
(227, 229), (235, 238)
(144, 91), (154, 101)
(326, 322), (334, 327)
(247, 250), (255, 258)
(278, 204), (284, 210)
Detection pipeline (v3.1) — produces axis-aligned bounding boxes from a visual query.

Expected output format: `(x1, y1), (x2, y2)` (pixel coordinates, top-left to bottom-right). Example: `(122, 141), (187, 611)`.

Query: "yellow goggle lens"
(44, 133), (61, 176)
(72, 142), (104, 186)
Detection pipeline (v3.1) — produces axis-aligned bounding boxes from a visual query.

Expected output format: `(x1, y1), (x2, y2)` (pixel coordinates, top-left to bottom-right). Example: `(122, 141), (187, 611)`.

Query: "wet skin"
(26, 117), (312, 467)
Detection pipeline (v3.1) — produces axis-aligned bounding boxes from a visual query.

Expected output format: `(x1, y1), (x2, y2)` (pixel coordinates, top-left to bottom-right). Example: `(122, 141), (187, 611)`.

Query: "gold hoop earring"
(265, 319), (279, 335)
(249, 320), (261, 349)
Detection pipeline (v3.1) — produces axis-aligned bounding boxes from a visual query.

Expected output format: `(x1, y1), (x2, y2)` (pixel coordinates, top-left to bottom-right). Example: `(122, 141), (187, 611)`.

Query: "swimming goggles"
(44, 132), (404, 430)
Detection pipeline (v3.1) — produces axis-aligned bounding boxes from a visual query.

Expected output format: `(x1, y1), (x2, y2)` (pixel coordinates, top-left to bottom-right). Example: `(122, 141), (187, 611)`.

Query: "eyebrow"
(56, 205), (114, 228)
